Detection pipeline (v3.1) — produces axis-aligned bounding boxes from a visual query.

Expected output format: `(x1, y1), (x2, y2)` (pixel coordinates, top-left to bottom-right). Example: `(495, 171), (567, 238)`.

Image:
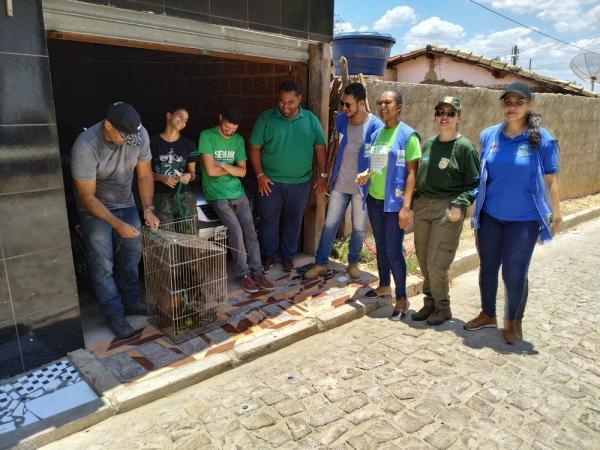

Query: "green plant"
(331, 236), (372, 263)
(331, 234), (419, 274)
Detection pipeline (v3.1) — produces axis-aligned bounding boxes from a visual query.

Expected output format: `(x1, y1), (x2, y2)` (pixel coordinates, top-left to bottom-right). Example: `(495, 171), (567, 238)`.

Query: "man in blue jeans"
(304, 83), (383, 279)
(71, 102), (159, 338)
(249, 81), (327, 272)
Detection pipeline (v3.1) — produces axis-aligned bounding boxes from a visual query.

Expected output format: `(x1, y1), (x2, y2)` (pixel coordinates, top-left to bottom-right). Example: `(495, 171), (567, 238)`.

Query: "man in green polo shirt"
(199, 106), (274, 293)
(249, 80), (327, 272)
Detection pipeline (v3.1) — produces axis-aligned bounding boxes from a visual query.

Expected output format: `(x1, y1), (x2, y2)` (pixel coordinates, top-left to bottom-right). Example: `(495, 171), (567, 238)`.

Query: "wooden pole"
(304, 42), (332, 255)
(340, 56), (349, 87)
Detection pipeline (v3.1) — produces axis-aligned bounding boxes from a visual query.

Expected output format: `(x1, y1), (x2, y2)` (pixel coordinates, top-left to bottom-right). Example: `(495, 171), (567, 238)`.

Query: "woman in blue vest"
(465, 82), (562, 344)
(356, 89), (421, 320)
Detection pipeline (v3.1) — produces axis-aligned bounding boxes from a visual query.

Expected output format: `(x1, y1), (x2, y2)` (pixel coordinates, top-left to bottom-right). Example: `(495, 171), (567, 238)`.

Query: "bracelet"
(257, 173), (264, 179)
(553, 216), (563, 224)
(144, 205), (155, 212)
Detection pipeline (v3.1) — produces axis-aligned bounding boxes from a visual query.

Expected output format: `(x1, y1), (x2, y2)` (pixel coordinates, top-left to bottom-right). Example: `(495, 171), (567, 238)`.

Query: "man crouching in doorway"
(71, 102), (159, 338)
(198, 106), (275, 294)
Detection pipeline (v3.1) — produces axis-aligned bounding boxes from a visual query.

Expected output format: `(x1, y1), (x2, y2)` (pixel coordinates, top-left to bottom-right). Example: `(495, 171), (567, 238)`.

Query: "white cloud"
(334, 22), (370, 34)
(483, 0), (600, 32)
(373, 6), (417, 31)
(459, 26), (600, 89)
(402, 17), (465, 50)
(462, 27), (535, 58)
(334, 21), (356, 33)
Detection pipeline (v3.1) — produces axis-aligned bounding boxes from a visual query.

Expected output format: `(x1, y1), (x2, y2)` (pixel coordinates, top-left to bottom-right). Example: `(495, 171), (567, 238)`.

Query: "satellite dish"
(570, 53), (600, 91)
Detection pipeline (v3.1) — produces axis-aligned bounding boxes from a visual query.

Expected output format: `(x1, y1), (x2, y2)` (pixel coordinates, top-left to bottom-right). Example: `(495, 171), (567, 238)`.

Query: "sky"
(334, 0), (600, 90)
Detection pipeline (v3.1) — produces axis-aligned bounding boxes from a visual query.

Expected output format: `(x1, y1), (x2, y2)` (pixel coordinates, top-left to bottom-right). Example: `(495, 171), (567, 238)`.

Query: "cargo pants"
(413, 196), (464, 311)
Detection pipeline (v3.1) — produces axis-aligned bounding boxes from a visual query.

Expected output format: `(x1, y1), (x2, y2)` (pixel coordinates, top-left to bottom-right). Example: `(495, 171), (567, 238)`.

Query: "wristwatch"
(144, 205), (155, 212)
(319, 172), (328, 178)
(219, 161), (227, 168)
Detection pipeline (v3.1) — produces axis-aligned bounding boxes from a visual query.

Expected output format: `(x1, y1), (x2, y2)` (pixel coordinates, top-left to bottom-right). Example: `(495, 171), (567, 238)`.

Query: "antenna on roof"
(570, 53), (600, 91)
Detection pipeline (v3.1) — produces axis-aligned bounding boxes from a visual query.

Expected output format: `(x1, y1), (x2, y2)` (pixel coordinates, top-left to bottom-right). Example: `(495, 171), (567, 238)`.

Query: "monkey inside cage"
(142, 217), (228, 342)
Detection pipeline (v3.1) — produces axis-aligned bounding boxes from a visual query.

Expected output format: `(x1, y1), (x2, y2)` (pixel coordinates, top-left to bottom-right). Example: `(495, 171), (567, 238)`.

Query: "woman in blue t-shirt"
(465, 82), (561, 345)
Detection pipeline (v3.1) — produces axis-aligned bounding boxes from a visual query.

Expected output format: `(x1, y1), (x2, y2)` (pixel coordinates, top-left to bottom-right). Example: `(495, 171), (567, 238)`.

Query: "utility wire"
(468, 0), (600, 57)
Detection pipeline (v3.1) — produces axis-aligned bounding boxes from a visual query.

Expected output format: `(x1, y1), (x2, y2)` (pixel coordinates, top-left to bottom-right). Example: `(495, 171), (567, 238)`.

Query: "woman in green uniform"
(411, 97), (481, 325)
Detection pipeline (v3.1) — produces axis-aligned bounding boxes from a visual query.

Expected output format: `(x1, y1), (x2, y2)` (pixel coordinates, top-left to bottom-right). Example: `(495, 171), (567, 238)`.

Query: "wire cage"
(142, 217), (228, 343)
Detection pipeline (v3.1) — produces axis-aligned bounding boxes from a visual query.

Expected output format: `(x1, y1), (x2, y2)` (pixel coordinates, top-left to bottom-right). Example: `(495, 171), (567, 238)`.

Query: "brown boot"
(347, 263), (361, 279)
(515, 320), (523, 339)
(502, 320), (519, 345)
(304, 264), (328, 279)
(464, 311), (498, 331)
(427, 309), (452, 326)
(411, 303), (435, 321)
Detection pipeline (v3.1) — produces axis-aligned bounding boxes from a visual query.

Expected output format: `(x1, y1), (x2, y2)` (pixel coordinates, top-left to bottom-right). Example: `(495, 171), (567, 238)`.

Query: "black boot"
(107, 316), (136, 338)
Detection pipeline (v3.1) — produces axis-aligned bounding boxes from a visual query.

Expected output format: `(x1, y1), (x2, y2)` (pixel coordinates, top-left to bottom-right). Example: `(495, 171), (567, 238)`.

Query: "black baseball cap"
(106, 102), (142, 135)
(501, 82), (533, 100)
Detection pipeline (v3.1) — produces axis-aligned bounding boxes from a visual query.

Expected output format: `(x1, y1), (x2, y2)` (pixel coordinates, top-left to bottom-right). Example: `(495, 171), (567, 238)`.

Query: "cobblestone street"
(43, 218), (600, 450)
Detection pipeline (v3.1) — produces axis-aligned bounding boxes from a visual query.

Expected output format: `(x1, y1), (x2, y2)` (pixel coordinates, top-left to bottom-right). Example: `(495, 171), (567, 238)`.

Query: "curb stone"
(9, 205), (600, 449)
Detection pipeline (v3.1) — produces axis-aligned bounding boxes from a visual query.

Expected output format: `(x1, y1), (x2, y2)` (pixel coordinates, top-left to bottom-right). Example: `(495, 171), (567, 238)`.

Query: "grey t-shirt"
(333, 116), (370, 195)
(71, 121), (151, 212)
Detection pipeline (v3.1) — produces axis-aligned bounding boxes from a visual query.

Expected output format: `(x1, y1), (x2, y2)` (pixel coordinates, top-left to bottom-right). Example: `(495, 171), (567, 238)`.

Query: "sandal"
(364, 286), (392, 298)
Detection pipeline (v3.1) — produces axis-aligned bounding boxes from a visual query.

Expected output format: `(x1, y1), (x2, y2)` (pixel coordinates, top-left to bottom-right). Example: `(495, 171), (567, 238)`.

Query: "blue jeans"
(315, 190), (367, 266)
(256, 180), (311, 260)
(477, 212), (539, 320)
(79, 207), (142, 318)
(366, 195), (407, 299)
(210, 195), (262, 278)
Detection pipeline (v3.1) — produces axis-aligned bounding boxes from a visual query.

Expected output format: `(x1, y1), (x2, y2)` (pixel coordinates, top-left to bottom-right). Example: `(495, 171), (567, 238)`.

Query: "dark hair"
(279, 80), (300, 94)
(383, 89), (403, 105)
(343, 82), (366, 102)
(167, 106), (188, 114)
(221, 106), (242, 125)
(526, 111), (542, 148)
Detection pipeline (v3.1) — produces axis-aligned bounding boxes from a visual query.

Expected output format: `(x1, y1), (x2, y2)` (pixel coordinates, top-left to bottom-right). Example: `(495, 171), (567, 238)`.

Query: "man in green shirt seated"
(198, 106), (274, 293)
(249, 81), (327, 272)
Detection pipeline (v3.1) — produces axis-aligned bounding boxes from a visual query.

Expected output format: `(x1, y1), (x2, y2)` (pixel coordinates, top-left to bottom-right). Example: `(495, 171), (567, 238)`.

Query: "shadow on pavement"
(367, 300), (539, 356)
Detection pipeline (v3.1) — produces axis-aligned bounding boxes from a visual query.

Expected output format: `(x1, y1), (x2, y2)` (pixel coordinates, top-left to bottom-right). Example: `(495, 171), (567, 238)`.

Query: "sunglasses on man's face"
(435, 109), (457, 118)
(340, 101), (355, 109)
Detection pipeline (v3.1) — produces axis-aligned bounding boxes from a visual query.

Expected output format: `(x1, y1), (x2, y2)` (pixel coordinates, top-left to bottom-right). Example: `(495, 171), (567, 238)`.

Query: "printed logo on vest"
(438, 157), (450, 169)
(395, 188), (404, 197)
(396, 149), (406, 167)
(516, 143), (531, 157)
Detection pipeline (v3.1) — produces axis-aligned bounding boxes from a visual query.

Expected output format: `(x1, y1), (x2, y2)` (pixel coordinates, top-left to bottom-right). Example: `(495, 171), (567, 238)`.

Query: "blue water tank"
(333, 32), (396, 76)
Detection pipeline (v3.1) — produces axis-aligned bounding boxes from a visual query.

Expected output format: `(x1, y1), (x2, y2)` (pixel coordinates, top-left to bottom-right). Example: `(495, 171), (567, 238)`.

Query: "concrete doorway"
(46, 38), (308, 348)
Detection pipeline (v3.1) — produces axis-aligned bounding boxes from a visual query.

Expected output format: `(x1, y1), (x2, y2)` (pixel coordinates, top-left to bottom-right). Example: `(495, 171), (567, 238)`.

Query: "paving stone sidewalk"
(41, 219), (600, 450)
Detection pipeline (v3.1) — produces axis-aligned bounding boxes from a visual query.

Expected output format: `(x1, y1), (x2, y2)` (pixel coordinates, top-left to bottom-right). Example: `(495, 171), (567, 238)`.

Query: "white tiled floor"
(0, 359), (98, 436)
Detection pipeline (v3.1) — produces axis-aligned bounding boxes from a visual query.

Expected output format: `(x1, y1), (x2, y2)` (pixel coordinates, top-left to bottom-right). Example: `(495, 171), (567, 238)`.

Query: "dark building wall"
(0, 1), (83, 379)
(48, 39), (307, 219)
(48, 39), (307, 159)
(78, 0), (333, 42)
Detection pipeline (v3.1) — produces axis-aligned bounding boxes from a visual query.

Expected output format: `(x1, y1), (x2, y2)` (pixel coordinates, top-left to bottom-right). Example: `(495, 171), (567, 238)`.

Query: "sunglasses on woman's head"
(435, 110), (457, 118)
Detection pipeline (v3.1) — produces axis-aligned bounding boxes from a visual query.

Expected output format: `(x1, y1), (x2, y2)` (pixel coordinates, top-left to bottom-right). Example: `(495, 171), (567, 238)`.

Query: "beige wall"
(364, 80), (600, 199)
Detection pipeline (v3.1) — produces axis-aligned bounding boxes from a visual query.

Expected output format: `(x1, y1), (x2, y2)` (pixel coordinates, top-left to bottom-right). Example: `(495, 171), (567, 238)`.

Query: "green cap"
(436, 96), (462, 111)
